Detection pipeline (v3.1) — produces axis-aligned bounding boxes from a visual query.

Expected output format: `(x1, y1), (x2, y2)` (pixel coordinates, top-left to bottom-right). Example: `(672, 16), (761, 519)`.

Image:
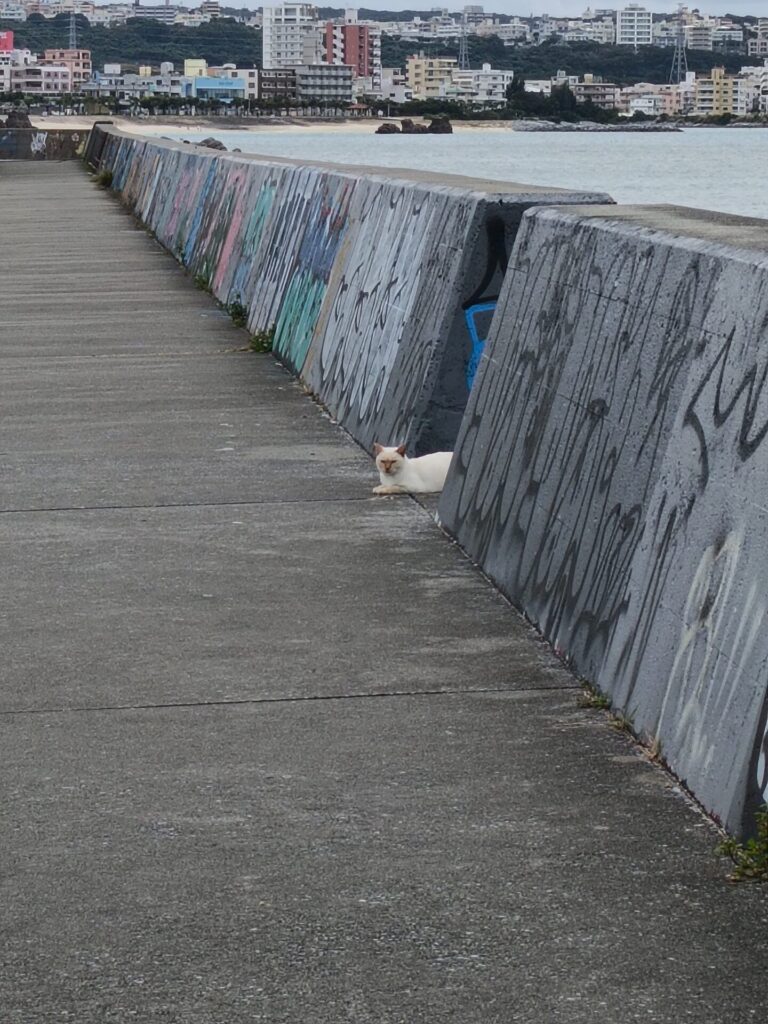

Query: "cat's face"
(374, 443), (407, 476)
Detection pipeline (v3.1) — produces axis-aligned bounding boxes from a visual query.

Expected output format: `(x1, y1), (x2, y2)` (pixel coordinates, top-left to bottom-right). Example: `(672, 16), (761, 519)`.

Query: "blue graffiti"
(464, 301), (497, 389)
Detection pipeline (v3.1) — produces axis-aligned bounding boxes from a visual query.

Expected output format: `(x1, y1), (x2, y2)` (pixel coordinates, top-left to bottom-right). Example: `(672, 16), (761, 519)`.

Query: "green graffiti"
(273, 270), (327, 373)
(245, 183), (276, 255)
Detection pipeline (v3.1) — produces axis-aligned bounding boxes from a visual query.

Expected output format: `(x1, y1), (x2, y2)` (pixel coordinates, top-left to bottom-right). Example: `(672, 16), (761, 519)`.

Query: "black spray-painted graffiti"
(440, 209), (768, 833)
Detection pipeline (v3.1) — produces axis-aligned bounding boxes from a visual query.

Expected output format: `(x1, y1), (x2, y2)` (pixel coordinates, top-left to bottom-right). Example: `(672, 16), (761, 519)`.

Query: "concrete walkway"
(2, 161), (767, 1023)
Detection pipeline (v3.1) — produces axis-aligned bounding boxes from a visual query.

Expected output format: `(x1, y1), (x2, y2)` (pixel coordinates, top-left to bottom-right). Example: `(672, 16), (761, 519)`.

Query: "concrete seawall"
(439, 204), (768, 835)
(0, 126), (85, 160)
(87, 125), (768, 836)
(87, 126), (610, 454)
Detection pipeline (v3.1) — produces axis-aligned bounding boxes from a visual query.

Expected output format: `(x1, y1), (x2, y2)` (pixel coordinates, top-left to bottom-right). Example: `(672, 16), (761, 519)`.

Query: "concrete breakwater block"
(89, 127), (610, 455)
(438, 203), (768, 835)
(0, 126), (85, 160)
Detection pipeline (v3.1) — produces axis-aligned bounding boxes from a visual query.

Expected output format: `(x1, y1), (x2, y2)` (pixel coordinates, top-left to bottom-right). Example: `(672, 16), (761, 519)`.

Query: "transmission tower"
(69, 11), (78, 49)
(669, 4), (688, 85)
(458, 15), (470, 71)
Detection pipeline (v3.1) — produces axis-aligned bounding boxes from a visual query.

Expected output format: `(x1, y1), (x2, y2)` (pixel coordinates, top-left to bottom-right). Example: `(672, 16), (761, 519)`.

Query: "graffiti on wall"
(0, 127), (81, 160)
(95, 129), (607, 458)
(309, 182), (479, 452)
(272, 178), (353, 372)
(439, 207), (768, 834)
(461, 216), (509, 390)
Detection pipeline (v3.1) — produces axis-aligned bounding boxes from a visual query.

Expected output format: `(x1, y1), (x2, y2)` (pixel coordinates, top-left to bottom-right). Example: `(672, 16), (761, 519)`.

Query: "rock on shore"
(376, 116), (454, 135)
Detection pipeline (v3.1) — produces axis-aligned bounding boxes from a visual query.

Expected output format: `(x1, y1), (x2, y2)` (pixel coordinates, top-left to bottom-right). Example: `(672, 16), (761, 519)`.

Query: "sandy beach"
(27, 113), (516, 134)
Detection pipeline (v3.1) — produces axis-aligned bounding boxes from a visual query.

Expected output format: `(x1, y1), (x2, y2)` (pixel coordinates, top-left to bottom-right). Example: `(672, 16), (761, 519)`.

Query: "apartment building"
(41, 48), (91, 89)
(684, 23), (714, 52)
(619, 81), (682, 116)
(10, 61), (72, 93)
(473, 19), (528, 44)
(693, 66), (735, 116)
(295, 62), (353, 104)
(258, 67), (298, 102)
(406, 54), (457, 100)
(573, 74), (620, 110)
(324, 11), (381, 95)
(131, 2), (179, 23)
(466, 63), (515, 106)
(748, 20), (768, 59)
(616, 5), (652, 48)
(380, 67), (412, 104)
(262, 3), (322, 71)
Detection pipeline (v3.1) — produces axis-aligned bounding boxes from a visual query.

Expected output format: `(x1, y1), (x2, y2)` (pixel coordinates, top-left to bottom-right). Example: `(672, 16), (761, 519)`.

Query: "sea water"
(160, 125), (768, 220)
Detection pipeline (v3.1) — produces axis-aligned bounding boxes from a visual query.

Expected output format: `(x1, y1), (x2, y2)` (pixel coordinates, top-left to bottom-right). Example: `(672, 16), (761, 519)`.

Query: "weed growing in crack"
(250, 324), (276, 353)
(717, 806), (768, 882)
(577, 683), (611, 711)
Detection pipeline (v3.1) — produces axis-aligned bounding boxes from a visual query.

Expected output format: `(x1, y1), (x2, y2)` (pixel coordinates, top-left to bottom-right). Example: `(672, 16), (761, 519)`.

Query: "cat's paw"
(372, 484), (407, 496)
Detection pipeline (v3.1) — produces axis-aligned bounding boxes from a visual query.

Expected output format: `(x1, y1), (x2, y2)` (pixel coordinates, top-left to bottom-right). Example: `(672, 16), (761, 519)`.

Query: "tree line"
(0, 15), (262, 69)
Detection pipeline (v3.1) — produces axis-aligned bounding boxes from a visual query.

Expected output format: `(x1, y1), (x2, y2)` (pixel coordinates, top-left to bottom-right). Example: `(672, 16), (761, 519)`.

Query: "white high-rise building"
(616, 4), (653, 48)
(262, 3), (322, 71)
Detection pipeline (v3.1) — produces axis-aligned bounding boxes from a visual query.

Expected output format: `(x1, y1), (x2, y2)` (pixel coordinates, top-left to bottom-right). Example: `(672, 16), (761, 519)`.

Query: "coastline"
(28, 113), (693, 135)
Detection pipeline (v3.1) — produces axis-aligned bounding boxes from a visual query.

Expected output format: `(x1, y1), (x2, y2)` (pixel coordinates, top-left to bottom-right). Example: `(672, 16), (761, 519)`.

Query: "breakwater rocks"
(376, 116), (453, 134)
(510, 119), (683, 132)
(86, 124), (768, 837)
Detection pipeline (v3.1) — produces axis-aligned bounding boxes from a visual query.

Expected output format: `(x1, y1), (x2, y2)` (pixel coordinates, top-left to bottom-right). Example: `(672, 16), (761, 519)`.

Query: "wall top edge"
(527, 202), (768, 260)
(99, 127), (612, 205)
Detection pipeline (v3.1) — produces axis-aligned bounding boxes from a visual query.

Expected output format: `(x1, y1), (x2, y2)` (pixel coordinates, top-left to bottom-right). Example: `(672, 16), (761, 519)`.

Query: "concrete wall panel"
(94, 127), (609, 455)
(0, 127), (85, 160)
(439, 205), (768, 834)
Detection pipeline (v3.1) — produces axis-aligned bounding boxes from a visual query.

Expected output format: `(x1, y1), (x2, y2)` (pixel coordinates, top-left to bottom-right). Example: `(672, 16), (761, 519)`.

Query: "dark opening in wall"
(415, 206), (522, 456)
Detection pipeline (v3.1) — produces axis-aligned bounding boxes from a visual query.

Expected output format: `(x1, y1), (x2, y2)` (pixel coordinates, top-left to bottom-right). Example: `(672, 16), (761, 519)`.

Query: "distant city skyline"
(203, 1), (768, 14)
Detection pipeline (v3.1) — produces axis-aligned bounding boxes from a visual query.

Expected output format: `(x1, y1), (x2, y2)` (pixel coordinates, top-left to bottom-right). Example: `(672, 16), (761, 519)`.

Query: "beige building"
(406, 54), (457, 100)
(573, 74), (620, 110)
(693, 66), (735, 116)
(41, 48), (91, 90)
(618, 81), (682, 116)
(183, 58), (208, 77)
(11, 62), (72, 93)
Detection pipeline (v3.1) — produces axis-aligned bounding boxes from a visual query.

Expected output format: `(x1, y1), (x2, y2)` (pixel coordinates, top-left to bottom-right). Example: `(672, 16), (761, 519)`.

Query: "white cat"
(372, 443), (453, 495)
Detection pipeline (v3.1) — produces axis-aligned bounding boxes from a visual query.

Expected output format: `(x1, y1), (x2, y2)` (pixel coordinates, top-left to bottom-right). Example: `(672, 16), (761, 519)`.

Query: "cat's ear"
(396, 444), (407, 456)
(373, 443), (384, 455)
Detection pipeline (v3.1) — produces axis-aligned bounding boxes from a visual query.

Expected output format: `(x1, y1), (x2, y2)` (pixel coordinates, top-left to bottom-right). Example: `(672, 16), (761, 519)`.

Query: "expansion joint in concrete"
(0, 684), (579, 719)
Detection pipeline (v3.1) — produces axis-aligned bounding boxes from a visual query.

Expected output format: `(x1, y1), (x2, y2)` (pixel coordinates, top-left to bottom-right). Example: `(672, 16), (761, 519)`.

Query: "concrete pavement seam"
(0, 684), (579, 718)
(0, 495), (375, 516)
